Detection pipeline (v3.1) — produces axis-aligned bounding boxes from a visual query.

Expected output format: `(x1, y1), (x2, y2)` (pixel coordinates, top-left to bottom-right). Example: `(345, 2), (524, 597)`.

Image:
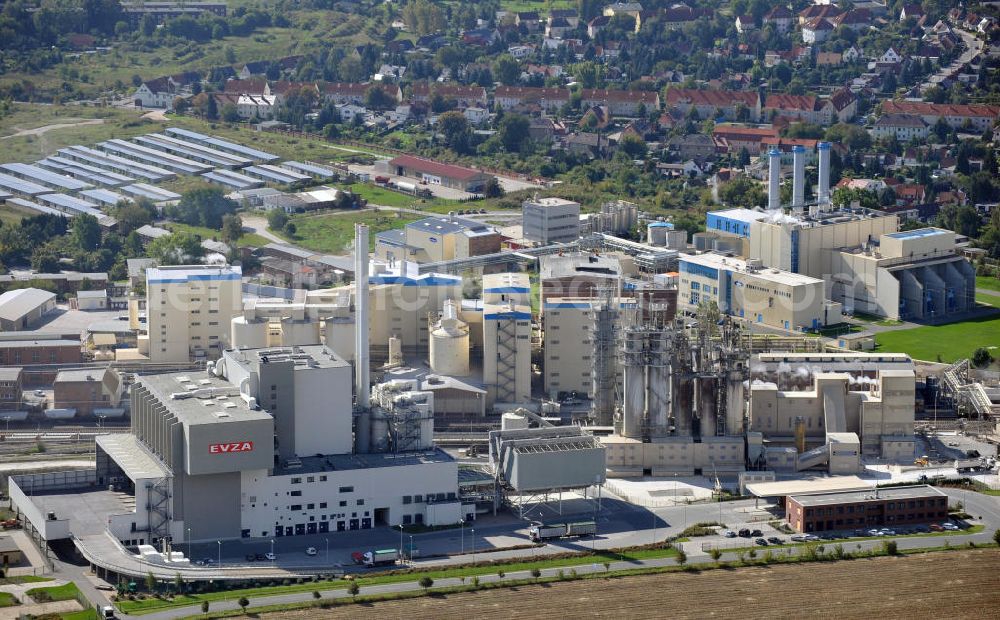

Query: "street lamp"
(459, 519), (465, 554)
(270, 539), (275, 566)
(409, 535), (413, 563)
(651, 513), (656, 546)
(398, 525), (404, 561)
(325, 538), (329, 565)
(187, 528), (191, 562)
(471, 529), (475, 565)
(216, 540), (221, 568)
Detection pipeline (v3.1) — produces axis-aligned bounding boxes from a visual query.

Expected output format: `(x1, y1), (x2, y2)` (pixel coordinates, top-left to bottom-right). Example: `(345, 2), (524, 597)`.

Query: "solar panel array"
(163, 127), (280, 162)
(0, 162), (93, 193)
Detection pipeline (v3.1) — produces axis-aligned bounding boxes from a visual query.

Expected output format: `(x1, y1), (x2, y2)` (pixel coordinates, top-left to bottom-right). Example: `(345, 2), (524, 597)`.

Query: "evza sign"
(209, 441), (254, 454)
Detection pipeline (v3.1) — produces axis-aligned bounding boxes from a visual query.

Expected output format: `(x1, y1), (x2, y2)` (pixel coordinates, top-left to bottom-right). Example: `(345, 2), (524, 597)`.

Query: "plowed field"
(263, 548), (1000, 619)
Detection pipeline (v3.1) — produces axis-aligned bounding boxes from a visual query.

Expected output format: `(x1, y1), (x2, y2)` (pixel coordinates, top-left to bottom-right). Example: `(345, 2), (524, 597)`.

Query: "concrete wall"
(602, 436), (745, 476)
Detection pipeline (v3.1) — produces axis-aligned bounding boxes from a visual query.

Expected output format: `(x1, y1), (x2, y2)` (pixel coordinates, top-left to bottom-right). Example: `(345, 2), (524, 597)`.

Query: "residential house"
(802, 17), (834, 43)
(829, 8), (872, 31)
(761, 137), (820, 164)
(508, 44), (533, 60)
(900, 4), (924, 22)
(735, 15), (755, 33)
(842, 45), (864, 62)
(664, 88), (761, 122)
(563, 132), (609, 159)
(656, 5), (712, 30)
(816, 52), (843, 66)
(870, 114), (929, 140)
(829, 87), (858, 122)
(879, 48), (902, 64)
(494, 86), (571, 112)
(798, 4), (842, 25)
(462, 28), (500, 46)
(212, 93), (277, 120)
(580, 88), (660, 116)
(603, 2), (643, 18)
(893, 183), (927, 205)
(668, 134), (716, 162)
(712, 125), (780, 154)
(880, 101), (1000, 132)
(411, 83), (489, 109)
(764, 94), (835, 125)
(223, 78), (267, 95)
(463, 107), (490, 126)
(657, 160), (703, 178)
(133, 71), (201, 109)
(588, 15), (611, 37)
(580, 105), (612, 129)
(546, 16), (575, 38)
(516, 11), (541, 30)
(549, 8), (579, 27)
(763, 5), (794, 33)
(528, 117), (566, 142)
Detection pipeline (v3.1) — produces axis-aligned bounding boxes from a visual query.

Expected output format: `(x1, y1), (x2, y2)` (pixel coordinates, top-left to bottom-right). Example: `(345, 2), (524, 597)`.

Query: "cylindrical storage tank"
(418, 410), (434, 450)
(647, 222), (671, 246)
(429, 300), (470, 376)
(692, 231), (718, 252)
(231, 317), (268, 349)
(501, 411), (530, 431)
(280, 319), (320, 346)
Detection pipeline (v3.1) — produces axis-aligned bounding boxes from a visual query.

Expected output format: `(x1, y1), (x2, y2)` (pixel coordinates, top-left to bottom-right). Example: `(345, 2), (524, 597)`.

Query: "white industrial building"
(522, 196), (581, 244)
(677, 252), (836, 332)
(139, 265), (243, 362)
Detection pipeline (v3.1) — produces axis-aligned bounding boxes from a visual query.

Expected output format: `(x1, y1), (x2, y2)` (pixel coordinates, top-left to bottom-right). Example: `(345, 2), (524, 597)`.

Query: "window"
(291, 478), (302, 484)
(339, 500), (347, 507)
(319, 475), (327, 482)
(320, 502), (327, 509)
(414, 494), (423, 503)
(290, 490), (302, 497)
(339, 486), (354, 493)
(307, 476), (314, 483)
(357, 499), (364, 506)
(403, 495), (412, 505)
(290, 504), (302, 511)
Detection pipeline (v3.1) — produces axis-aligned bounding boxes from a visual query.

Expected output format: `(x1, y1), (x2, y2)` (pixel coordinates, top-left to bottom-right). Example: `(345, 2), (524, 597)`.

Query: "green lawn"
(59, 610), (99, 620)
(161, 221), (268, 249)
(976, 276), (1000, 293)
(875, 315), (1000, 362)
(0, 203), (34, 228)
(977, 292), (999, 307)
(26, 582), (82, 603)
(282, 210), (417, 254)
(117, 546), (678, 615)
(0, 592), (18, 607)
(0, 575), (53, 586)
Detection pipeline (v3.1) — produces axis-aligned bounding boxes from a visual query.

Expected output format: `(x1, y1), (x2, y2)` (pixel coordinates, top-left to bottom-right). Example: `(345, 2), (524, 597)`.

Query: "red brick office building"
(786, 485), (949, 533)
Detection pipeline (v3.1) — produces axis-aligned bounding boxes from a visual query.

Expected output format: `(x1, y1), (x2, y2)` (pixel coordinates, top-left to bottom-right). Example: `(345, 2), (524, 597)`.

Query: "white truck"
(528, 520), (597, 542)
(352, 548), (399, 567)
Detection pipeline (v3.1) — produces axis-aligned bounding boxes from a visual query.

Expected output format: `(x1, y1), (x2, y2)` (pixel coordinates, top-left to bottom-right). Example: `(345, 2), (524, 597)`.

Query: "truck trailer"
(352, 548), (399, 567)
(528, 519), (596, 542)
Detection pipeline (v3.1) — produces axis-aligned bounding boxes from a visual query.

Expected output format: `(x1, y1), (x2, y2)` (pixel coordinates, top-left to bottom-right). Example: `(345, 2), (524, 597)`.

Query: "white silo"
(502, 411), (530, 430)
(817, 141), (831, 210)
(429, 299), (470, 376)
(647, 221), (671, 246)
(768, 148), (781, 211)
(792, 145), (806, 212)
(279, 318), (321, 346)
(231, 316), (268, 349)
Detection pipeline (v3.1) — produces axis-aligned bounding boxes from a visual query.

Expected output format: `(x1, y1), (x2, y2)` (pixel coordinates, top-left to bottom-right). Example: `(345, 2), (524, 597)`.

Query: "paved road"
(241, 216), (287, 245)
(922, 27), (984, 92)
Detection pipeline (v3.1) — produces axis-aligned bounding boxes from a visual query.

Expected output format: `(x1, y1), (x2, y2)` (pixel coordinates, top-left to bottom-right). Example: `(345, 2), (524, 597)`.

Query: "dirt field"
(263, 548), (1000, 620)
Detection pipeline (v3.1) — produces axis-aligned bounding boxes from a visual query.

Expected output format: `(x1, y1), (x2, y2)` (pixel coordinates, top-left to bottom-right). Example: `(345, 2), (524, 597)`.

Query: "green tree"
(312, 591), (321, 600)
(201, 600), (209, 614)
(530, 567), (541, 579)
(365, 86), (396, 111)
(972, 347), (993, 368)
(237, 596), (249, 613)
(709, 548), (722, 563)
(347, 580), (360, 599)
(418, 575), (434, 590)
(173, 572), (184, 594)
(284, 222), (297, 237)
(30, 249), (60, 273)
(148, 232), (205, 264)
(437, 111), (472, 154)
(221, 103), (240, 123)
(221, 214), (243, 244)
(993, 529), (1000, 546)
(497, 113), (530, 153)
(113, 202), (154, 235)
(71, 213), (102, 251)
(619, 134), (648, 159)
(483, 177), (504, 198)
(267, 210), (289, 231)
(676, 549), (687, 565)
(145, 572), (155, 592)
(167, 188), (238, 229)
(494, 55), (521, 86)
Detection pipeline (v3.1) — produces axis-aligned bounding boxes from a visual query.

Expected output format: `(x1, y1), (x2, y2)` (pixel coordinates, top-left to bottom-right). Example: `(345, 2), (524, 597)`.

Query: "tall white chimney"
(354, 224), (370, 409)
(817, 141), (831, 210)
(792, 145), (806, 212)
(768, 148), (781, 211)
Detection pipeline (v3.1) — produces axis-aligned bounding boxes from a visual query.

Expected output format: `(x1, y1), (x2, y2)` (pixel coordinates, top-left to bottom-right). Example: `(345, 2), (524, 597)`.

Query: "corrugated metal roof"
(0, 288), (55, 322)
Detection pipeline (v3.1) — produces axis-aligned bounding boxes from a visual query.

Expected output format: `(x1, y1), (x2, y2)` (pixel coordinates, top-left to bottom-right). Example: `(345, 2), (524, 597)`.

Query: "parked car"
(738, 528), (752, 538)
(723, 530), (736, 538)
(767, 537), (783, 545)
(941, 523), (959, 531)
(755, 538), (768, 546)
(306, 547), (318, 556)
(803, 534), (821, 542)
(914, 525), (929, 533)
(790, 535), (806, 542)
(255, 553), (267, 561)
(867, 529), (882, 536)
(750, 529), (762, 538)
(265, 552), (277, 560)
(929, 524), (945, 532)
(245, 554), (256, 562)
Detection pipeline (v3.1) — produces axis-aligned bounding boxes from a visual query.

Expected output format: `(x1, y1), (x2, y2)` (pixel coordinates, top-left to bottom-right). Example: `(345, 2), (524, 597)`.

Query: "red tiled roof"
(581, 88), (659, 104)
(320, 82), (370, 97)
(664, 87), (759, 108)
(764, 94), (820, 112)
(712, 125), (779, 139)
(223, 79), (267, 95)
(494, 86), (571, 101)
(411, 83), (487, 99)
(829, 87), (856, 111)
(799, 5), (842, 20)
(882, 101), (1000, 118)
(388, 155), (486, 182)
